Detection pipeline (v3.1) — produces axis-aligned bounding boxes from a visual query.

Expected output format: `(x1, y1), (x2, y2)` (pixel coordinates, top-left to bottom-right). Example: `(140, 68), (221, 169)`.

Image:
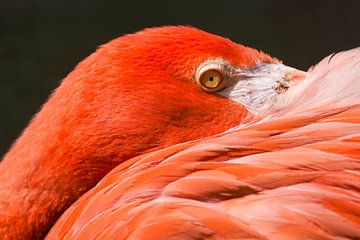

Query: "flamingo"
(0, 26), (359, 239)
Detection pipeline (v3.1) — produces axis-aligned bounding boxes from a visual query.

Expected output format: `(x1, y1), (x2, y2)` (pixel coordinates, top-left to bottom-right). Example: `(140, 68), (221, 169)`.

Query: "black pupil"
(209, 76), (214, 81)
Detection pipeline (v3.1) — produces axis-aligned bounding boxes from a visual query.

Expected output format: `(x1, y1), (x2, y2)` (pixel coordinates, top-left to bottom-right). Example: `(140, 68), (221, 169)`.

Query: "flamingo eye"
(198, 69), (224, 92)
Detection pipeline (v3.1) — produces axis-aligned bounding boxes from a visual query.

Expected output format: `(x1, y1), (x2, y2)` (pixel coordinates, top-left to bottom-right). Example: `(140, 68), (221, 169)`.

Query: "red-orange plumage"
(48, 99), (360, 239)
(1, 26), (359, 239)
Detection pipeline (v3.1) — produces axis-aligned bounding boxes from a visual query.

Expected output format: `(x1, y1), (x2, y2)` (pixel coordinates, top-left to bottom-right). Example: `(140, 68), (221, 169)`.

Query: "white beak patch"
(218, 63), (306, 115)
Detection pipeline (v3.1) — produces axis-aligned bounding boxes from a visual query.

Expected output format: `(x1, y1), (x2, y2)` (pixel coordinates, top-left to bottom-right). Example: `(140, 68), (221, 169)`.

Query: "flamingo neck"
(0, 172), (75, 239)
(0, 131), (94, 240)
(0, 95), (119, 239)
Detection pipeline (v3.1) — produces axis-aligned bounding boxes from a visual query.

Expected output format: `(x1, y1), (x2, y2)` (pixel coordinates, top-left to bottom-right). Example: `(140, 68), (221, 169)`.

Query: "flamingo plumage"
(1, 26), (359, 239)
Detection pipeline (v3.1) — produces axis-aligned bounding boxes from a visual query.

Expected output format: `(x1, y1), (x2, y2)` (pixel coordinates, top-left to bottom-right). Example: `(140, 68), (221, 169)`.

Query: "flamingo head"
(56, 26), (304, 169)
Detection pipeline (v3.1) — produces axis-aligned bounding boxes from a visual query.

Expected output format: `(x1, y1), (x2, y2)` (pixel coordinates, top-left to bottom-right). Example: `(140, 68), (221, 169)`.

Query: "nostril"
(273, 81), (290, 94)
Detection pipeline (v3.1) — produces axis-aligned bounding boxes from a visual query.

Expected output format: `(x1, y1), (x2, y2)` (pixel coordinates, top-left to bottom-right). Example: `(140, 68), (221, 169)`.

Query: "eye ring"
(195, 60), (229, 93)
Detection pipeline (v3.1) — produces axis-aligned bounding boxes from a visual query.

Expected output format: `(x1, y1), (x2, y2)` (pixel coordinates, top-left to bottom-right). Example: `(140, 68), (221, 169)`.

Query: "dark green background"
(1, 0), (359, 157)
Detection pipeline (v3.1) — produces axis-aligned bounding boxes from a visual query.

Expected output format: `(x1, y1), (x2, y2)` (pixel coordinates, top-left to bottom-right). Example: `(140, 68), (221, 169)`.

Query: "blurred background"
(0, 0), (359, 157)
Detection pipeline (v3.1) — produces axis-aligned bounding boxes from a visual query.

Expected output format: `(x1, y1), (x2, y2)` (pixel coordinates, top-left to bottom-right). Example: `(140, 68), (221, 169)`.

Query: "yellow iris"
(199, 70), (223, 91)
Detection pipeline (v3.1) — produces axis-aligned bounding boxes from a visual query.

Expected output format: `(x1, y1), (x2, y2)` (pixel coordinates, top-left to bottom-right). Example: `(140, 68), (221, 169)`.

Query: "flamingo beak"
(218, 64), (307, 114)
(272, 66), (307, 94)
